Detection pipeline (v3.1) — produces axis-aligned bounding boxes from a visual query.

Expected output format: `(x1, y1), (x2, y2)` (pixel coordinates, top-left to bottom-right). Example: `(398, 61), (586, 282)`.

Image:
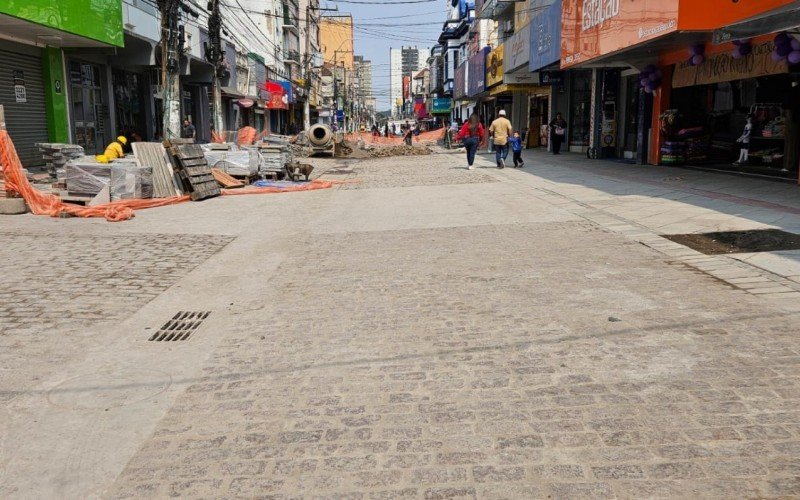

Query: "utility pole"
(158, 0), (183, 139)
(302, 2), (313, 131)
(206, 0), (225, 137)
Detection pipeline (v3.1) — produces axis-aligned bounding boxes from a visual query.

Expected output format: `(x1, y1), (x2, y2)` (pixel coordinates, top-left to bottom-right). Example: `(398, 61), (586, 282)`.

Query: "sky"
(322, 0), (450, 110)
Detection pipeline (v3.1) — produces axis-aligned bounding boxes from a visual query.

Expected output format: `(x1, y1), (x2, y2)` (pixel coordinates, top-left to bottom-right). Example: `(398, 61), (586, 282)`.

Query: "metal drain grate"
(149, 311), (210, 341)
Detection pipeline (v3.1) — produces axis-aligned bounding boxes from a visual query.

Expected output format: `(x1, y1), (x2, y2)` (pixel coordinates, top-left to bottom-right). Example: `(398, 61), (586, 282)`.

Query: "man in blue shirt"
(508, 131), (524, 168)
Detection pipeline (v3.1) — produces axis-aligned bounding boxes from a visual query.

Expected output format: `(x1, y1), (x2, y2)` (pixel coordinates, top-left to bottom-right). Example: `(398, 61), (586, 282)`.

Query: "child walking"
(509, 131), (524, 168)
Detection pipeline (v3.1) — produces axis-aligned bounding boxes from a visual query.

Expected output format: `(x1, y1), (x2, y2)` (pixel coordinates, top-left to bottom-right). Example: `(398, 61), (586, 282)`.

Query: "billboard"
(529, 0), (562, 72)
(403, 76), (411, 100)
(560, 0), (679, 68)
(467, 47), (488, 97)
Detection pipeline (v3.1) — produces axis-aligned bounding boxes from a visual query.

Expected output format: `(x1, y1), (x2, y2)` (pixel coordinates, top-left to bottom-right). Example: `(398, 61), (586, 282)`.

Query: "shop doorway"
(113, 70), (146, 142)
(69, 61), (107, 154)
(621, 75), (640, 159)
(528, 96), (548, 148)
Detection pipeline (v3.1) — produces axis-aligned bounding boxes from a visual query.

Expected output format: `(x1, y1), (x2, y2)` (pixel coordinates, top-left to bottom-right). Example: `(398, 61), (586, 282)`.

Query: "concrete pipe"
(308, 124), (333, 147)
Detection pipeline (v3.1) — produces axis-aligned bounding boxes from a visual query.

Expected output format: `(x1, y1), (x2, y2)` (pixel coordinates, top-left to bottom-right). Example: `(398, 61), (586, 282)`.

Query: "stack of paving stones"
(36, 143), (84, 179)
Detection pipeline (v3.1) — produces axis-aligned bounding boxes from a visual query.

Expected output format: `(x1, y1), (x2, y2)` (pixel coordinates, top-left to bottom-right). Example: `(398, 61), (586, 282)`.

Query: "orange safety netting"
(0, 130), (340, 222)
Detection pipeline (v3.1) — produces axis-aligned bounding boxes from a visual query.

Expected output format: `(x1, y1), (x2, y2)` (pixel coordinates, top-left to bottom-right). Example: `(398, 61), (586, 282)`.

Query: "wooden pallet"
(211, 168), (245, 188)
(165, 142), (220, 201)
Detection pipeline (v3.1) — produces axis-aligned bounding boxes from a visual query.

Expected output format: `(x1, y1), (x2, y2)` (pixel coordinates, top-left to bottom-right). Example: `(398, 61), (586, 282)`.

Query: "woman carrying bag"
(457, 113), (485, 170)
(549, 112), (567, 155)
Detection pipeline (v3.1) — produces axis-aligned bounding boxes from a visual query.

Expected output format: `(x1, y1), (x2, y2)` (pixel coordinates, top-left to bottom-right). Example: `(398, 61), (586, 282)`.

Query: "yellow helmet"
(117, 136), (128, 145)
(95, 154), (109, 163)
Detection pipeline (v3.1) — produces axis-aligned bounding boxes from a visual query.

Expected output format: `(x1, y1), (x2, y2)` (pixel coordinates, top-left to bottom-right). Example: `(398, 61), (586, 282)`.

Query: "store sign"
(335, 110), (344, 122)
(431, 97), (452, 114)
(505, 21), (531, 72)
(672, 41), (788, 88)
(265, 80), (288, 109)
(540, 70), (565, 86)
(467, 48), (488, 97)
(486, 44), (504, 88)
(454, 62), (467, 100)
(529, 0), (562, 71)
(561, 0), (679, 68)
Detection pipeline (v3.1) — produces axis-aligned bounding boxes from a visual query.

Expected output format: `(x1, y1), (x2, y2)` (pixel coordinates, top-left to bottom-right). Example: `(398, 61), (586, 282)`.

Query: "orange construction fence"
(0, 130), (338, 222)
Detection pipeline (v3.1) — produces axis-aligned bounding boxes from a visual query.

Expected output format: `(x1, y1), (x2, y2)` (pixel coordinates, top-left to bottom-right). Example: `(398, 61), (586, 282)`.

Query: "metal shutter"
(0, 48), (48, 168)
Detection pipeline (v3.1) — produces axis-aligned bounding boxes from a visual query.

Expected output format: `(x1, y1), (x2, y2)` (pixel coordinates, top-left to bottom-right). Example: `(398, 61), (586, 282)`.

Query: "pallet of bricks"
(164, 140), (220, 201)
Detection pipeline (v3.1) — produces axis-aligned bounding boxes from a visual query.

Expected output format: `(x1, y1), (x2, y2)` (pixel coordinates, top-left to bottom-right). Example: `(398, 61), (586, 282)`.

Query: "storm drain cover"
(664, 229), (800, 255)
(149, 311), (210, 341)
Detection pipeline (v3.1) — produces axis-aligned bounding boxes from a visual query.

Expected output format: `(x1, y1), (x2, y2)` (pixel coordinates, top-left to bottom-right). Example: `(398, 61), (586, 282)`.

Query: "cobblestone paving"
(318, 153), (497, 190)
(110, 221), (800, 499)
(0, 232), (232, 400)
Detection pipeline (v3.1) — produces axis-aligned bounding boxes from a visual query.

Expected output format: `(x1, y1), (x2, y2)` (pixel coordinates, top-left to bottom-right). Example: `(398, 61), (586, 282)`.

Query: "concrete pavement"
(2, 149), (800, 498)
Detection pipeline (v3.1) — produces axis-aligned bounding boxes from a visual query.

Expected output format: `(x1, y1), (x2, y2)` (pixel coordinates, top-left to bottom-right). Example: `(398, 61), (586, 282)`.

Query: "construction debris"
(36, 143), (84, 179)
(369, 144), (431, 158)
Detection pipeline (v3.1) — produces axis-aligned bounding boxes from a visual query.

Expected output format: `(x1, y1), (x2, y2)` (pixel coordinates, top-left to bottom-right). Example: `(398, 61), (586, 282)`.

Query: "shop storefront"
(661, 39), (798, 178)
(528, 0), (569, 151)
(1, 0), (123, 166)
(502, 13), (548, 148)
(560, 0), (799, 173)
(0, 40), (50, 167)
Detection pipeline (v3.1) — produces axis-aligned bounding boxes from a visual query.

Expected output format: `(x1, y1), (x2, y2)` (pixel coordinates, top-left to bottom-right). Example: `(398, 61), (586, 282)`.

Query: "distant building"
(320, 15), (354, 69)
(389, 46), (429, 118)
(353, 55), (373, 102)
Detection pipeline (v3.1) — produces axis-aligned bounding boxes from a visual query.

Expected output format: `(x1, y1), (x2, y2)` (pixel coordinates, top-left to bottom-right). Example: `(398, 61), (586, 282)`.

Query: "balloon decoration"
(731, 39), (752, 59)
(688, 44), (705, 66)
(639, 65), (662, 94)
(773, 32), (800, 64)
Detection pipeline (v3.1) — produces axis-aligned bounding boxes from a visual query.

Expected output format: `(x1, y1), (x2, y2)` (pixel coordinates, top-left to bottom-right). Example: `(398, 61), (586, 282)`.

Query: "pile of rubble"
(370, 144), (431, 158)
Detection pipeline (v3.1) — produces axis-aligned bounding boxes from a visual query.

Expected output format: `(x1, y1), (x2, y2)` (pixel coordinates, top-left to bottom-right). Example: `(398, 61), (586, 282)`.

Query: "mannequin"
(734, 114), (753, 165)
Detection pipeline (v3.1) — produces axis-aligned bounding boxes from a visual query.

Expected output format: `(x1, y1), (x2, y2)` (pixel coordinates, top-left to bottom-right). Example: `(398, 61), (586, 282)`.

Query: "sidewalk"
(500, 149), (800, 299)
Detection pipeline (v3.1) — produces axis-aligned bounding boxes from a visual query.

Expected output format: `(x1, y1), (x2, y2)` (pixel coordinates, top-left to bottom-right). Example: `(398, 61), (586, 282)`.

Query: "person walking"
(384, 123), (390, 137)
(549, 112), (567, 155)
(456, 113), (484, 170)
(489, 110), (513, 168)
(508, 131), (524, 168)
(402, 124), (414, 145)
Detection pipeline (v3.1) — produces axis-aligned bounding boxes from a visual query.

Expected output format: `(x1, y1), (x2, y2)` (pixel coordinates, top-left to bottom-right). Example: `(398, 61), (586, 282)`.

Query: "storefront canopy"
(713, 3), (800, 44)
